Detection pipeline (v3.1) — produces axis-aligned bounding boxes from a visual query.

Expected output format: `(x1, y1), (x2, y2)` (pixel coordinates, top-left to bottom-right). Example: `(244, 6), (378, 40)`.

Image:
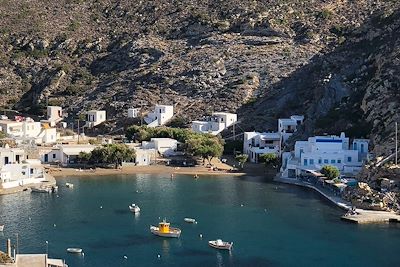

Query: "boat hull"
(208, 241), (233, 250)
(0, 225), (4, 231)
(150, 226), (181, 238)
(67, 248), (82, 253)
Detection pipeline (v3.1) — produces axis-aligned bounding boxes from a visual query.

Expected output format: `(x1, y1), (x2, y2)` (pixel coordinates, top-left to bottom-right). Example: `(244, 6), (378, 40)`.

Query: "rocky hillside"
(0, 0), (399, 157)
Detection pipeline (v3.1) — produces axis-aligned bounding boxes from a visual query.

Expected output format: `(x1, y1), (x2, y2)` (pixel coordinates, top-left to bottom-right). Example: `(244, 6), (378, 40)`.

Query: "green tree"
(260, 153), (279, 167)
(77, 151), (91, 168)
(106, 144), (135, 169)
(186, 134), (223, 164)
(235, 154), (248, 169)
(320, 165), (340, 179)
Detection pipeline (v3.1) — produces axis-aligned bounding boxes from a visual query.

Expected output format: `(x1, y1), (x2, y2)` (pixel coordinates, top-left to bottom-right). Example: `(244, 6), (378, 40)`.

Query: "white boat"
(31, 187), (52, 193)
(129, 204), (141, 213)
(150, 219), (181, 238)
(66, 183), (74, 188)
(0, 225), (4, 231)
(67, 248), (83, 253)
(208, 239), (233, 250)
(184, 218), (197, 223)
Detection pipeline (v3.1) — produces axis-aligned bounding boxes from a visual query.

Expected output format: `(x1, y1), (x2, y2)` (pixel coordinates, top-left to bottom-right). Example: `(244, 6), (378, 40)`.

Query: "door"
(4, 156), (9, 164)
(44, 154), (48, 162)
(16, 155), (20, 163)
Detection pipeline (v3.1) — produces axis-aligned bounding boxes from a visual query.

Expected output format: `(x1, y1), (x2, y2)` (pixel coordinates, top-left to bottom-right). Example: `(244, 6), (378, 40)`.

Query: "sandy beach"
(49, 165), (247, 178)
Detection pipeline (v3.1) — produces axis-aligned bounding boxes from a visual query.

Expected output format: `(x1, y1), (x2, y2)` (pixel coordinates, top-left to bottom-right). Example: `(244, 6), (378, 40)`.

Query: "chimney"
(6, 239), (11, 258)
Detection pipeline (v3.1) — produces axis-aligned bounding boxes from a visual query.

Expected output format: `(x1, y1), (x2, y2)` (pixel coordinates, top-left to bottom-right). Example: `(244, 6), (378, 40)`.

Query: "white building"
(243, 132), (282, 163)
(278, 115), (304, 142)
(85, 110), (106, 128)
(41, 106), (63, 127)
(144, 105), (174, 127)
(41, 144), (97, 166)
(133, 147), (157, 166)
(0, 159), (46, 189)
(142, 138), (179, 156)
(0, 118), (57, 144)
(128, 108), (140, 118)
(192, 112), (237, 135)
(281, 133), (369, 178)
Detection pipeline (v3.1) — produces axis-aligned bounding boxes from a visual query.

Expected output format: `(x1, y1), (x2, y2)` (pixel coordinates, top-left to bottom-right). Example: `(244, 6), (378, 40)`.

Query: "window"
(337, 159), (341, 164)
(361, 144), (365, 153)
(331, 159), (336, 164)
(324, 159), (329, 164)
(318, 159), (322, 164)
(347, 156), (352, 162)
(53, 154), (56, 159)
(300, 149), (304, 154)
(353, 143), (357, 150)
(310, 159), (314, 165)
(304, 159), (308, 166)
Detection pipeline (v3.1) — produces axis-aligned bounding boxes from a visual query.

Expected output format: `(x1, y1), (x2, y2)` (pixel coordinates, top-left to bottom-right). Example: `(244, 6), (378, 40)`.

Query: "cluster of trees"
(126, 126), (224, 164)
(78, 144), (135, 169)
(321, 165), (340, 179)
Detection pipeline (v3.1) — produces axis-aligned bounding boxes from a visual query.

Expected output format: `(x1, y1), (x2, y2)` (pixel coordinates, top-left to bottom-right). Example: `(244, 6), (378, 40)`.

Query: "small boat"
(184, 218), (197, 224)
(31, 187), (51, 193)
(66, 183), (74, 188)
(0, 225), (4, 231)
(129, 204), (141, 213)
(67, 248), (83, 254)
(208, 239), (233, 250)
(52, 186), (58, 193)
(150, 219), (181, 238)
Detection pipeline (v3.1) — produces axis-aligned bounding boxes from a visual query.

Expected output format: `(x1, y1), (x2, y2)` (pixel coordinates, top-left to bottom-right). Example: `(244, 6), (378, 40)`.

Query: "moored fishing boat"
(150, 219), (181, 238)
(31, 187), (52, 193)
(67, 248), (83, 253)
(208, 239), (233, 250)
(184, 217), (197, 223)
(129, 204), (141, 213)
(66, 183), (74, 188)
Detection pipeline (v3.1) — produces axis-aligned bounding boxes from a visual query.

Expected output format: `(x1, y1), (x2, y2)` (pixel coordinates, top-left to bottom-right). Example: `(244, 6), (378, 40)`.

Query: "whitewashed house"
(85, 110), (106, 128)
(41, 106), (63, 127)
(142, 138), (179, 156)
(128, 108), (140, 118)
(192, 112), (237, 135)
(133, 147), (157, 166)
(0, 118), (57, 144)
(278, 115), (304, 142)
(144, 105), (174, 127)
(243, 132), (282, 163)
(41, 144), (97, 165)
(0, 146), (25, 166)
(281, 133), (369, 178)
(0, 159), (46, 189)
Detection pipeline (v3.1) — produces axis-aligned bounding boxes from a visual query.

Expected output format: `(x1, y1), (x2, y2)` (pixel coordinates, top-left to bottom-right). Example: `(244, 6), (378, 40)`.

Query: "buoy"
(29, 217), (31, 221)
(100, 206), (103, 209)
(157, 254), (161, 258)
(123, 255), (128, 259)
(53, 224), (56, 227)
(240, 204), (244, 207)
(199, 234), (203, 238)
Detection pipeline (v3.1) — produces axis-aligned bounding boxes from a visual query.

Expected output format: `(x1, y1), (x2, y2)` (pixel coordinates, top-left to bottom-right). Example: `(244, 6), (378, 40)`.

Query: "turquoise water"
(0, 174), (399, 267)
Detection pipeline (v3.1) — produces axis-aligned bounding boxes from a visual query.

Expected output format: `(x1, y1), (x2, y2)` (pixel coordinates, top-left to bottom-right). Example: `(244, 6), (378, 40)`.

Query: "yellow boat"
(150, 219), (181, 238)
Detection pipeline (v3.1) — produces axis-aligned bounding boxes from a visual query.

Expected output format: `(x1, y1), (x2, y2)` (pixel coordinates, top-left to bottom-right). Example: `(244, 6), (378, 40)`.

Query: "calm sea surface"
(0, 174), (399, 267)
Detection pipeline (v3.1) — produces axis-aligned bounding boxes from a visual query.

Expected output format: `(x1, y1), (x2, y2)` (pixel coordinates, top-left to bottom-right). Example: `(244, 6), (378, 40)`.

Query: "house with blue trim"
(281, 132), (369, 178)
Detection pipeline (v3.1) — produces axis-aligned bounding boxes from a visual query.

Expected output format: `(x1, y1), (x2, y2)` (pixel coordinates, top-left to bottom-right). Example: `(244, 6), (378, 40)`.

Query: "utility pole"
(396, 121), (398, 166)
(77, 119), (80, 144)
(232, 121), (236, 141)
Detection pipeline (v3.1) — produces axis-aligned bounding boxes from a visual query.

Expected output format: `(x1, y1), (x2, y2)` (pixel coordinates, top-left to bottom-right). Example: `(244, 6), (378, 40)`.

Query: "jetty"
(275, 176), (400, 224)
(341, 210), (400, 224)
(0, 172), (56, 195)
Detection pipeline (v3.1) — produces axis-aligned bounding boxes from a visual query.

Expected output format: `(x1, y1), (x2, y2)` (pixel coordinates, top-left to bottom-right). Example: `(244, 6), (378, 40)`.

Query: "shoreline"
(48, 165), (248, 178)
(275, 176), (400, 224)
(0, 173), (57, 195)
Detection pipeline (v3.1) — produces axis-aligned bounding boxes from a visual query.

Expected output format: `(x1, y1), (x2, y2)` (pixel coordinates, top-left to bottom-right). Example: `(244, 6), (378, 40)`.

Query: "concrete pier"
(0, 172), (56, 195)
(275, 176), (400, 224)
